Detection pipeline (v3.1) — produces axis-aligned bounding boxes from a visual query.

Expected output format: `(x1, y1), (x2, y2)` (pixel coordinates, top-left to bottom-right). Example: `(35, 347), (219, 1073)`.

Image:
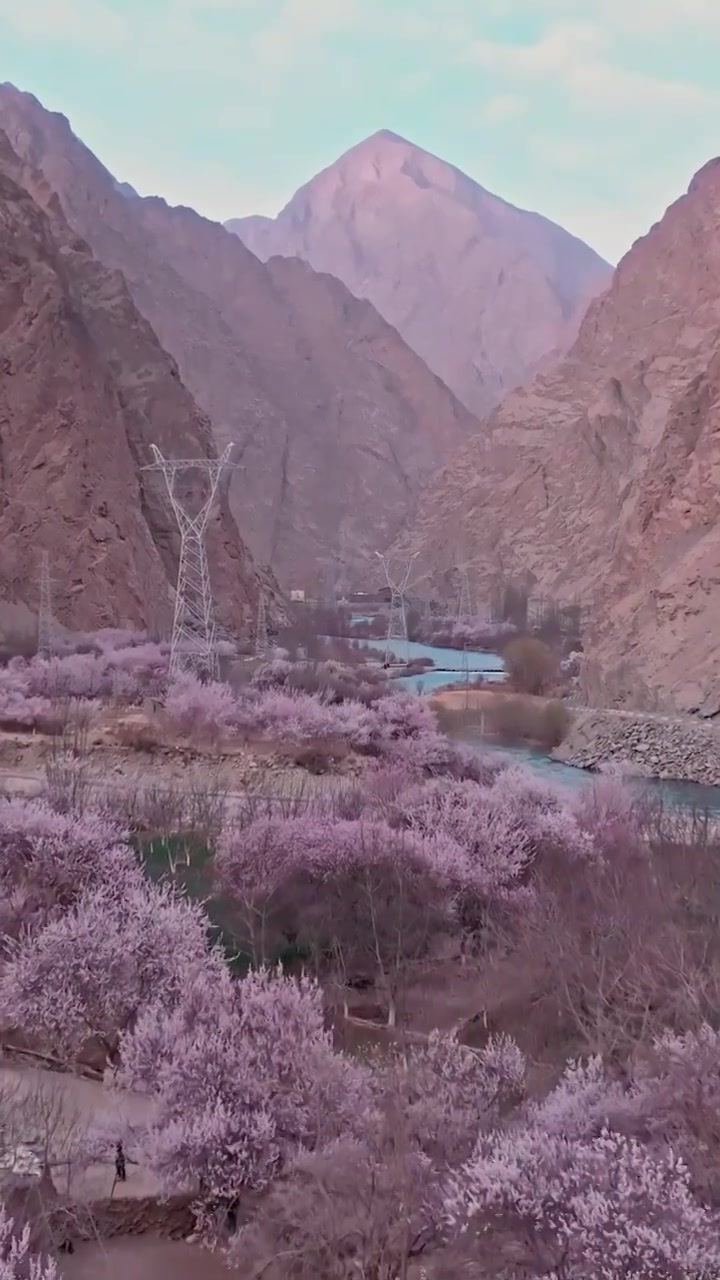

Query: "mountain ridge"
(0, 125), (270, 636)
(227, 128), (612, 415)
(0, 84), (478, 591)
(396, 152), (720, 712)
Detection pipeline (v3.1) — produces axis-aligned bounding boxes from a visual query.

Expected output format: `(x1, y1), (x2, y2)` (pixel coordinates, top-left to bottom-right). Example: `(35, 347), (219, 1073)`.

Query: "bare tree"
(44, 698), (101, 816)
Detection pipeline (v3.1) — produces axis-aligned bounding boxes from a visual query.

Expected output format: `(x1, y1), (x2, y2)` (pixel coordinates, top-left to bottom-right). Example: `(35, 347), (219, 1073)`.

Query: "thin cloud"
(466, 21), (717, 114)
(0, 0), (128, 48)
(482, 94), (527, 123)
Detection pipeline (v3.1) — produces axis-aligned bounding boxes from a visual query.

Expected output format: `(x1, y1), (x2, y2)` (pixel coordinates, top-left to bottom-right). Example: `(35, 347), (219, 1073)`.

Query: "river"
(348, 635), (720, 813)
(454, 734), (720, 817)
(357, 637), (506, 690)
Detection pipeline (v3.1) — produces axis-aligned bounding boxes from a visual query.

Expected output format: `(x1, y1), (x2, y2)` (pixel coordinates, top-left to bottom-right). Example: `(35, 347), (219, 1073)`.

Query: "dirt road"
(0, 1063), (158, 1199)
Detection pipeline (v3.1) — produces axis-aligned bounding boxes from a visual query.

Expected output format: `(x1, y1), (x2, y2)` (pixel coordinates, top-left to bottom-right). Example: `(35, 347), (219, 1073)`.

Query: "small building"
(290, 589), (306, 602)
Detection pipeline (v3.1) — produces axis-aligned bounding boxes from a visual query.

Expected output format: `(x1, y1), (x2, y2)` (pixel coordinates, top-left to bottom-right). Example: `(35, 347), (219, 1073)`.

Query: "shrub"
(484, 693), (570, 746)
(163, 673), (236, 748)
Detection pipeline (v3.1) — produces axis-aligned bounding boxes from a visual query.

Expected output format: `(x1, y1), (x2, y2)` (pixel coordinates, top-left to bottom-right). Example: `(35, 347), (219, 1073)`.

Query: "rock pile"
(553, 708), (720, 786)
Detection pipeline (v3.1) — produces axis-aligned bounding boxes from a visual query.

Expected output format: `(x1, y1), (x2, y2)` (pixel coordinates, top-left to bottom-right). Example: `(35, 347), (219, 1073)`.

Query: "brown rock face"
(400, 157), (720, 713)
(226, 129), (611, 416)
(0, 127), (267, 636)
(0, 89), (478, 591)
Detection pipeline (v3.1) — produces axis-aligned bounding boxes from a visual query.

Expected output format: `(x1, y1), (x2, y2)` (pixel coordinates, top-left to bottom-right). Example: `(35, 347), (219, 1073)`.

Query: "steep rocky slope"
(0, 88), (478, 590)
(0, 128), (268, 636)
(227, 130), (611, 416)
(398, 157), (720, 713)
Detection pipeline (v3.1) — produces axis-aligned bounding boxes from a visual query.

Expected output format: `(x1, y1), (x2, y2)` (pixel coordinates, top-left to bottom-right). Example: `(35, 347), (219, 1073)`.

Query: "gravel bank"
(553, 708), (720, 786)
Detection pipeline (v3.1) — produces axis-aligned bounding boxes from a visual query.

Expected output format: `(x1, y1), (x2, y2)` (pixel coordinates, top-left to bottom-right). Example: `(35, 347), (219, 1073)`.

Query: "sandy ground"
(60, 1237), (240, 1280)
(430, 687), (555, 712)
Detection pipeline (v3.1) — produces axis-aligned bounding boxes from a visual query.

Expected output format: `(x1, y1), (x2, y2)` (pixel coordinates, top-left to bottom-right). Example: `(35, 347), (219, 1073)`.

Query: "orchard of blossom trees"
(2, 655), (720, 1275)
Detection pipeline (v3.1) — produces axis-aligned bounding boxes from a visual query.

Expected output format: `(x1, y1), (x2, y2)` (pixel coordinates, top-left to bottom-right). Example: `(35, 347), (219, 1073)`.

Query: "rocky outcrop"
(398, 156), (720, 713)
(553, 708), (720, 787)
(227, 129), (611, 416)
(0, 88), (478, 591)
(0, 128), (271, 636)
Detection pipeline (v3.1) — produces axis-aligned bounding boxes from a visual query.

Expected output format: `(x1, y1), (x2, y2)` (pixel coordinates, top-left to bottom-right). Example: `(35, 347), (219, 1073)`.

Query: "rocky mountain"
(398, 157), (720, 713)
(0, 126), (269, 636)
(226, 130), (612, 416)
(0, 88), (479, 591)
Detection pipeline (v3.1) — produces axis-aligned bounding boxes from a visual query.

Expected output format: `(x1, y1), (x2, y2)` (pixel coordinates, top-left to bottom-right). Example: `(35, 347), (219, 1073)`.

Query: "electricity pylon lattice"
(375, 552), (417, 665)
(143, 444), (235, 680)
(37, 551), (55, 658)
(254, 589), (270, 659)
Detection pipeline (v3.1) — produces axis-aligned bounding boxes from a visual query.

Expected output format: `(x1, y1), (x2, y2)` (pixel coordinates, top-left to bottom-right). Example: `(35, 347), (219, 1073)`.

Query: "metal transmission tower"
(375, 552), (417, 665)
(254, 588), (270, 659)
(144, 444), (235, 680)
(37, 551), (55, 658)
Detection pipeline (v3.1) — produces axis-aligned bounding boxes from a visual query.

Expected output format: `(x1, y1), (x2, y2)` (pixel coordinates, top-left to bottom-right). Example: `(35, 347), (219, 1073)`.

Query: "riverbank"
(552, 707), (720, 787)
(433, 689), (720, 790)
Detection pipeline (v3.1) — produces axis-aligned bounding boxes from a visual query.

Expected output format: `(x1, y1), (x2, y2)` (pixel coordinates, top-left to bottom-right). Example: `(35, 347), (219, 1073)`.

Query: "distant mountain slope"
(397, 156), (720, 713)
(0, 127), (267, 635)
(0, 88), (479, 591)
(227, 129), (612, 415)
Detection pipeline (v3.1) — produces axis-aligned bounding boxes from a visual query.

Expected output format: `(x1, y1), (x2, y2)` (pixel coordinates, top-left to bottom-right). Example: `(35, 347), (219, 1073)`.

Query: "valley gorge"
(0, 86), (478, 595)
(1, 81), (719, 715)
(399, 156), (720, 714)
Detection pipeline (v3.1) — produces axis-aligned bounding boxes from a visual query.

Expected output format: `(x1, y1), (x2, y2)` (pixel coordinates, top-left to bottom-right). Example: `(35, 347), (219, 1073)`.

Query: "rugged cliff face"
(398, 157), (720, 713)
(227, 129), (611, 416)
(0, 128), (269, 637)
(0, 87), (478, 591)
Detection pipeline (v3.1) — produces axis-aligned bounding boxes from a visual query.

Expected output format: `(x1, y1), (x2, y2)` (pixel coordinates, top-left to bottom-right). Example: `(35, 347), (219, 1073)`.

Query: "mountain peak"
(228, 137), (611, 417)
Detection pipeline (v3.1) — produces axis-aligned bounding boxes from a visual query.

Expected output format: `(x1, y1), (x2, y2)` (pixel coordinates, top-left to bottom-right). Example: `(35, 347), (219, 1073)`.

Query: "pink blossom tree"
(118, 966), (370, 1218)
(163, 674), (237, 748)
(216, 816), (465, 1024)
(229, 1031), (526, 1280)
(0, 799), (139, 941)
(0, 881), (217, 1064)
(573, 763), (644, 858)
(0, 1208), (56, 1280)
(382, 1031), (526, 1166)
(444, 1055), (720, 1278)
(394, 778), (534, 941)
(626, 1024), (720, 1202)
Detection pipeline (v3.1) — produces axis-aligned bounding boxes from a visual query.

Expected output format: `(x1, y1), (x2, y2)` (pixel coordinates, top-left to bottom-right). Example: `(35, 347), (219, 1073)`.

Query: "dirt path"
(60, 1237), (240, 1280)
(0, 1063), (159, 1199)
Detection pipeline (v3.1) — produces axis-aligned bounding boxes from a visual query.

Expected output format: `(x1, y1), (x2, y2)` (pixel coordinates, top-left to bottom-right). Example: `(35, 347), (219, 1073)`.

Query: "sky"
(1, 0), (718, 264)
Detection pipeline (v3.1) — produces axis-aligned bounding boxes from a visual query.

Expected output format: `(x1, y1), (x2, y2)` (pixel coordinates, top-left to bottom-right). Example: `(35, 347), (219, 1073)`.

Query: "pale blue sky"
(1, 0), (718, 262)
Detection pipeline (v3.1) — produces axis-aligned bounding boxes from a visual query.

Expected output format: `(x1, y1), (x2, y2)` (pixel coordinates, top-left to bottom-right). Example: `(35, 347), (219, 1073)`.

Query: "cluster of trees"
(3, 656), (720, 1275)
(409, 614), (518, 652)
(163, 670), (478, 774)
(2, 706), (720, 1277)
(0, 630), (174, 732)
